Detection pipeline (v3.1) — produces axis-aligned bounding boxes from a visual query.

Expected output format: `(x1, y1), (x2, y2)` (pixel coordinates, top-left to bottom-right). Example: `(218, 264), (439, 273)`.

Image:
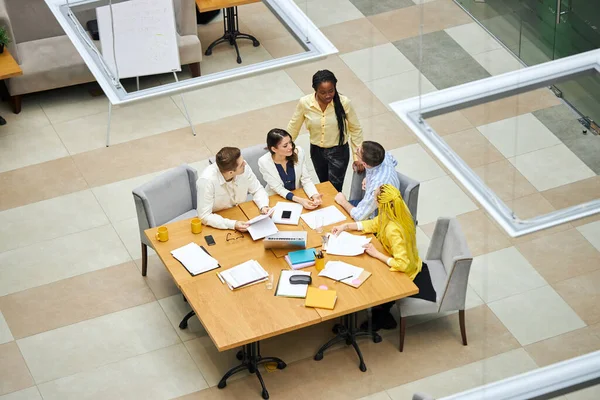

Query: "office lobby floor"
(1, 0), (600, 399)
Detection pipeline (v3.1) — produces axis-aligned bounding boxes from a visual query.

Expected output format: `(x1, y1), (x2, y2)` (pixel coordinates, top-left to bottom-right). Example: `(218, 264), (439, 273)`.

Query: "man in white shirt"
(197, 147), (270, 231)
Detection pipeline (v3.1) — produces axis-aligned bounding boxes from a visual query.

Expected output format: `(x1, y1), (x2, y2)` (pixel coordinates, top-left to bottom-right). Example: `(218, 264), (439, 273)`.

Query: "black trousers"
(376, 263), (437, 313)
(310, 143), (350, 193)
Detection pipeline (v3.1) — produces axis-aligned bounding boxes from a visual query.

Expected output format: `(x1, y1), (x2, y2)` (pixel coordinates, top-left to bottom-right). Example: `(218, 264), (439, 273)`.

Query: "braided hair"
(376, 184), (418, 262)
(312, 70), (346, 146)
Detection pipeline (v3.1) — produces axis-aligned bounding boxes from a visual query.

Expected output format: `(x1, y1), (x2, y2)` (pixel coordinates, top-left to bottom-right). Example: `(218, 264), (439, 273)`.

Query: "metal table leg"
(204, 7), (260, 64)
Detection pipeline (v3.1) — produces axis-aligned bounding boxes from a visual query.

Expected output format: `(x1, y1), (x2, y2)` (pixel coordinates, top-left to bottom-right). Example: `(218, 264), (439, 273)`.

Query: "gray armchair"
(349, 170), (420, 224)
(209, 144), (269, 188)
(132, 164), (198, 276)
(413, 394), (435, 400)
(398, 217), (472, 352)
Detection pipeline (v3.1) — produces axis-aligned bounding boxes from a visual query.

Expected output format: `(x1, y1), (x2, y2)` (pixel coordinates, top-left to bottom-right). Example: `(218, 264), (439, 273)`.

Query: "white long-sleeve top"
(197, 163), (269, 230)
(257, 146), (318, 200)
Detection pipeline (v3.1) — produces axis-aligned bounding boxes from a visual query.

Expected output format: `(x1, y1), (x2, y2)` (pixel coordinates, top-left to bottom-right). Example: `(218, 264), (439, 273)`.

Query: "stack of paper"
(325, 232), (371, 256)
(300, 206), (346, 230)
(275, 270), (311, 298)
(171, 242), (220, 276)
(319, 261), (364, 284)
(246, 211), (278, 240)
(284, 255), (315, 270)
(218, 260), (269, 290)
(272, 202), (303, 225)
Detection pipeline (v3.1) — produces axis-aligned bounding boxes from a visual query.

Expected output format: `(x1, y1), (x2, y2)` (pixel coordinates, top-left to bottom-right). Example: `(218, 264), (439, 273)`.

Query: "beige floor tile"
(0, 262), (155, 340)
(0, 99), (51, 138)
(37, 344), (206, 400)
(369, 0), (471, 42)
(71, 127), (212, 187)
(417, 176), (479, 225)
(516, 229), (600, 284)
(36, 84), (108, 125)
(389, 143), (447, 183)
(566, 385), (600, 400)
(0, 313), (13, 346)
(0, 157), (88, 212)
(18, 302), (180, 384)
(296, 0), (363, 28)
(445, 22), (503, 56)
(554, 270), (600, 326)
(0, 190), (108, 254)
(135, 255), (182, 300)
(387, 348), (537, 399)
(444, 128), (505, 168)
(0, 125), (68, 173)
(425, 111), (474, 136)
(542, 177), (600, 228)
(473, 48), (523, 76)
(159, 295), (207, 342)
(261, 36), (305, 59)
(472, 159), (537, 202)
(0, 342), (34, 396)
(421, 210), (511, 257)
(488, 285), (586, 346)
(341, 79), (390, 119)
(517, 89), (562, 114)
(577, 221), (600, 252)
(366, 70), (437, 109)
(284, 55), (362, 95)
(525, 326), (600, 367)
(0, 387), (42, 400)
(361, 113), (417, 151)
(341, 43), (416, 82)
(201, 40), (274, 75)
(0, 224), (131, 297)
(321, 18), (389, 54)
(54, 97), (190, 155)
(358, 391), (392, 400)
(236, 3), (296, 41)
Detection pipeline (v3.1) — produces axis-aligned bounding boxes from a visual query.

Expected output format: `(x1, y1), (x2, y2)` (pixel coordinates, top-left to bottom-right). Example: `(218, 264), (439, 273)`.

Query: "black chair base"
(179, 310), (196, 329)
(218, 342), (286, 399)
(314, 313), (382, 372)
(204, 6), (260, 64)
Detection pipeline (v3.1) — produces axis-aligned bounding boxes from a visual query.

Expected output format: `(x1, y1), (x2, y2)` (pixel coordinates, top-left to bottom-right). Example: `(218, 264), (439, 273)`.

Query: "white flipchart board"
(97, 0), (181, 79)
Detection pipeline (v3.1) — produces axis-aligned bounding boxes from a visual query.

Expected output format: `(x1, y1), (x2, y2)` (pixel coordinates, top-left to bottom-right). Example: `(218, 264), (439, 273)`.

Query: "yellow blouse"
(361, 216), (422, 280)
(287, 93), (363, 161)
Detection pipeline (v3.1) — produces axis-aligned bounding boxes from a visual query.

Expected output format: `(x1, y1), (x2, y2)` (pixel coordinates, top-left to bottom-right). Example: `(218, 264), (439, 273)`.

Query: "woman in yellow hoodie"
(331, 184), (436, 331)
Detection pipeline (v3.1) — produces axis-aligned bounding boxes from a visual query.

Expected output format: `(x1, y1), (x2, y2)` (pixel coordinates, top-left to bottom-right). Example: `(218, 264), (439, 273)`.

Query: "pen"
(336, 275), (353, 282)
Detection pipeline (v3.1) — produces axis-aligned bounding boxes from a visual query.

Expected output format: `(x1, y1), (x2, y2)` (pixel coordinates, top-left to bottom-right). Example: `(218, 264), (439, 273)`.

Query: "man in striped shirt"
(335, 141), (400, 221)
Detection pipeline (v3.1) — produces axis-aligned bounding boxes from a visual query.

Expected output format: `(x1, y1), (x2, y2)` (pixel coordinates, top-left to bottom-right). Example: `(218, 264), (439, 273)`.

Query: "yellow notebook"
(305, 286), (337, 310)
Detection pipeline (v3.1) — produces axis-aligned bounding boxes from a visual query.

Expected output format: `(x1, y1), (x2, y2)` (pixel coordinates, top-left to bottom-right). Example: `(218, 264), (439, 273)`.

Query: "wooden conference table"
(146, 182), (417, 398)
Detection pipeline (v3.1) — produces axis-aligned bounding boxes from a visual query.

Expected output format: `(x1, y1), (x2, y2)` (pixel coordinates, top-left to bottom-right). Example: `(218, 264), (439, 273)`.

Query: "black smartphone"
(281, 210), (292, 219)
(204, 235), (216, 246)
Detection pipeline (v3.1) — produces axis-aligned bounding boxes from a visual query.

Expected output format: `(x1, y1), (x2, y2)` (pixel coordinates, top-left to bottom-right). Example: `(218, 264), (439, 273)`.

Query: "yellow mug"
(155, 226), (169, 242)
(315, 256), (325, 272)
(191, 218), (202, 234)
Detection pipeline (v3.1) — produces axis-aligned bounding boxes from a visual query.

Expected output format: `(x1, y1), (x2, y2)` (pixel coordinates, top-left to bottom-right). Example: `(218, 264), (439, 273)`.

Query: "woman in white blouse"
(258, 128), (323, 209)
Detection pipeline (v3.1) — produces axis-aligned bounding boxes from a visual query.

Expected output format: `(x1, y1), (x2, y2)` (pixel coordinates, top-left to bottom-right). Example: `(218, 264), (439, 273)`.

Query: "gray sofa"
(0, 0), (202, 113)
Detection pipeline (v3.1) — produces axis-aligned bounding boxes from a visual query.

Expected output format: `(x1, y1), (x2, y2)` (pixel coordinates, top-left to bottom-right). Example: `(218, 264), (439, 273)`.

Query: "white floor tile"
(36, 84), (109, 125)
(341, 43), (416, 82)
(416, 176), (479, 225)
(473, 48), (523, 76)
(469, 247), (547, 303)
(185, 336), (249, 387)
(158, 295), (207, 342)
(0, 311), (14, 345)
(37, 344), (206, 400)
(296, 0), (363, 28)
(387, 348), (538, 399)
(0, 387), (42, 400)
(0, 101), (51, 138)
(0, 225), (131, 296)
(477, 113), (561, 158)
(566, 385), (600, 400)
(0, 125), (69, 173)
(389, 143), (447, 183)
(358, 391), (392, 400)
(0, 190), (108, 253)
(488, 285), (586, 346)
(113, 217), (156, 260)
(445, 22), (503, 56)
(171, 71), (303, 124)
(18, 302), (180, 384)
(366, 70), (437, 110)
(577, 221), (600, 252)
(508, 144), (595, 191)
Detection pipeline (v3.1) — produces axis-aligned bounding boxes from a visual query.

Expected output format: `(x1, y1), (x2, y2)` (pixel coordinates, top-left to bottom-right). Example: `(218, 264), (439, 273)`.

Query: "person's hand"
(311, 194), (323, 206)
(331, 224), (346, 236)
(299, 198), (318, 210)
(363, 243), (377, 257)
(353, 161), (365, 173)
(361, 178), (366, 191)
(334, 192), (347, 205)
(260, 206), (270, 215)
(235, 221), (249, 232)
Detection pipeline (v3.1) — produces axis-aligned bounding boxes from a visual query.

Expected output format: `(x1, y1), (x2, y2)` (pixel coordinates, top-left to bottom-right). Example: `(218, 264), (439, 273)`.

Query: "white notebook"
(275, 270), (311, 298)
(271, 202), (303, 225)
(171, 242), (220, 276)
(218, 260), (269, 290)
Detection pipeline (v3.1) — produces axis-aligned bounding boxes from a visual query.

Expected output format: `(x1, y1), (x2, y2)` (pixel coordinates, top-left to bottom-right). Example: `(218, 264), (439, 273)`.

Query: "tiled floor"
(1, 1), (599, 399)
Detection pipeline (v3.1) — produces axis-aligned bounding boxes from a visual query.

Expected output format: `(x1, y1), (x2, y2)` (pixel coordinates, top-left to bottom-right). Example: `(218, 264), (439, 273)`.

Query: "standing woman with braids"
(287, 70), (364, 192)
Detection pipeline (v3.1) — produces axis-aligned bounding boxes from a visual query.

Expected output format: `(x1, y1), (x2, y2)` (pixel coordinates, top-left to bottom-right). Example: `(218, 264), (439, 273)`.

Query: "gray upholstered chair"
(132, 164), (198, 276)
(413, 394), (435, 400)
(208, 144), (269, 188)
(398, 217), (473, 352)
(349, 170), (420, 224)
